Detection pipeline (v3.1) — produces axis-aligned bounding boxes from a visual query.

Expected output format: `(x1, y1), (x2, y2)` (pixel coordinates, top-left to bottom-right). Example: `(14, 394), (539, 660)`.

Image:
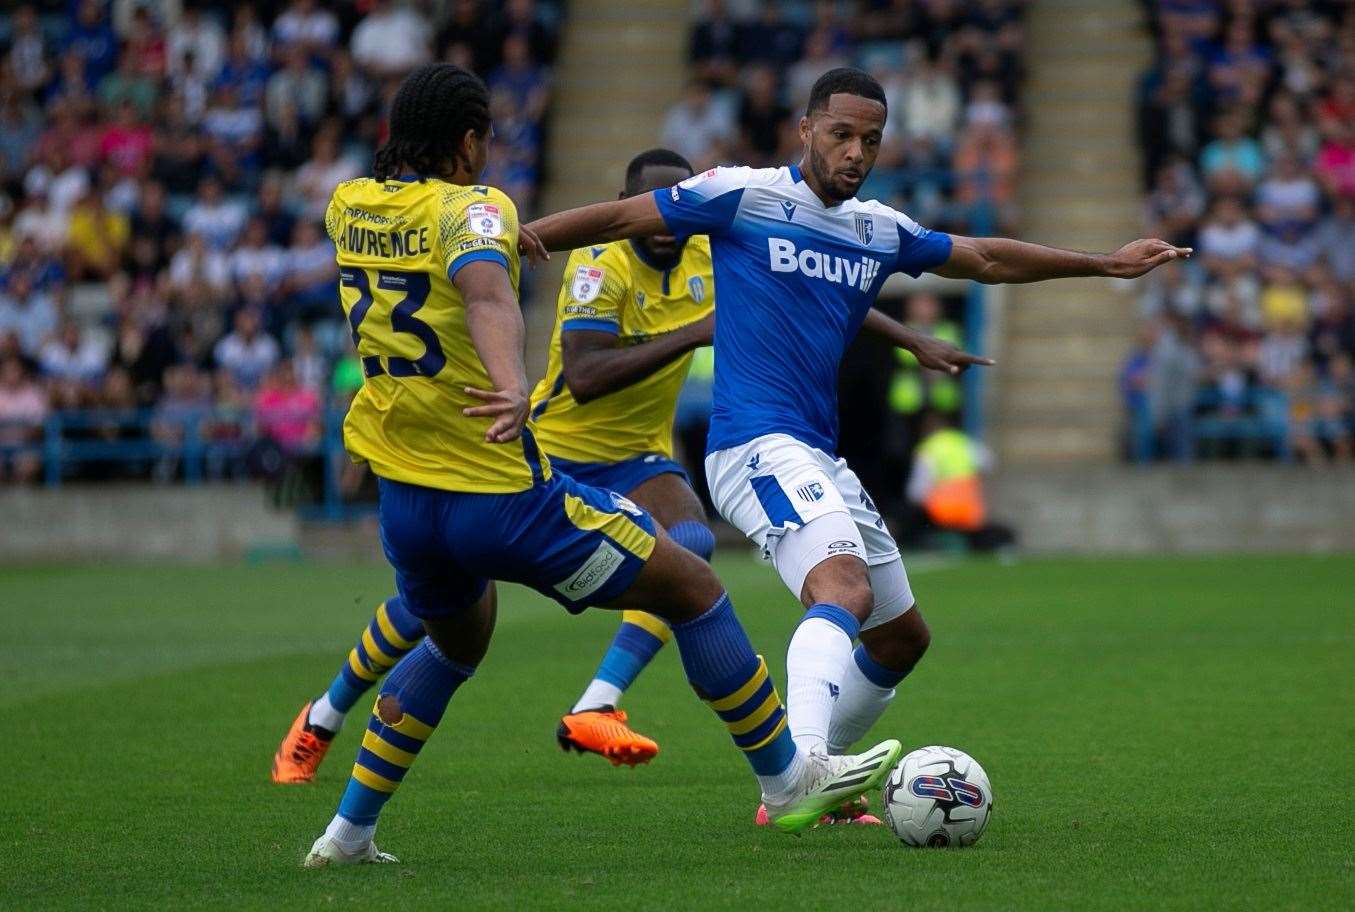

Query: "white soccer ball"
(882, 745), (993, 848)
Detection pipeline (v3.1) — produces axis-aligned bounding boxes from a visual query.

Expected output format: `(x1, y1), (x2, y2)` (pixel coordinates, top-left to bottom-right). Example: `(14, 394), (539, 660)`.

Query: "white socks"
(827, 654), (896, 755)
(325, 815), (375, 851)
(571, 679), (623, 714)
(308, 693), (345, 733)
(785, 613), (855, 756)
(757, 748), (808, 803)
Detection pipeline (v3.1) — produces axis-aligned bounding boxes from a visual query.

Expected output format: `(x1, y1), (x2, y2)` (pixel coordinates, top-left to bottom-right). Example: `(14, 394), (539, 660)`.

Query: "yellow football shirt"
(529, 236), (714, 463)
(326, 176), (548, 493)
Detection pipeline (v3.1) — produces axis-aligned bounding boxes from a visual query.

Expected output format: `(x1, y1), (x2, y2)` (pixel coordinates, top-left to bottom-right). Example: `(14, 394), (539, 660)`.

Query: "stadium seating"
(1128, 0), (1353, 463)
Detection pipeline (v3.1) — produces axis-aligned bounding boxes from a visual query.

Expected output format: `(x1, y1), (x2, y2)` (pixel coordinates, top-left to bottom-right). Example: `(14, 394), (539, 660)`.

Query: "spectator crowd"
(671, 0), (1027, 236)
(1129, 0), (1354, 463)
(0, 0), (1028, 497)
(0, 0), (560, 486)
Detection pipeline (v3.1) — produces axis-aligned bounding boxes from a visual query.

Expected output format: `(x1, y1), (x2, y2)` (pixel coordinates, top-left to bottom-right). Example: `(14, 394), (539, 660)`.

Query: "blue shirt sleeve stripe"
(561, 317), (620, 335)
(653, 186), (744, 238)
(447, 248), (510, 281)
(894, 225), (953, 278)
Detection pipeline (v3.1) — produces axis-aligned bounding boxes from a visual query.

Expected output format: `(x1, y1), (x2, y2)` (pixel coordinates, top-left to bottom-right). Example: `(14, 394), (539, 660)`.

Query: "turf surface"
(1, 554), (1351, 910)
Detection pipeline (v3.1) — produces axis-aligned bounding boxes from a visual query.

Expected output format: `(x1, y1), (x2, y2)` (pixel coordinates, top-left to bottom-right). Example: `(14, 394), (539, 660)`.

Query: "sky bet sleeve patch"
(466, 202), (503, 238)
(571, 264), (606, 303)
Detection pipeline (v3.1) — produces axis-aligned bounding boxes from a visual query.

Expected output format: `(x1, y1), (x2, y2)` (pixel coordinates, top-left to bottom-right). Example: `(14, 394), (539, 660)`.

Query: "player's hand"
(1100, 238), (1192, 279)
(518, 224), (550, 266)
(908, 336), (995, 375)
(463, 386), (529, 443)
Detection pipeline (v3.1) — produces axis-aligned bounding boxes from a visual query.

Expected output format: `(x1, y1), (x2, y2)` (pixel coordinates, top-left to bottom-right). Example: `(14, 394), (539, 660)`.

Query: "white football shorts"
(705, 433), (914, 630)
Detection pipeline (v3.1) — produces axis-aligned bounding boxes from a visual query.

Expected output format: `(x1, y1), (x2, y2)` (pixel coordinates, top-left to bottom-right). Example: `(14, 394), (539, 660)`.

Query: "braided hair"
(373, 64), (491, 182)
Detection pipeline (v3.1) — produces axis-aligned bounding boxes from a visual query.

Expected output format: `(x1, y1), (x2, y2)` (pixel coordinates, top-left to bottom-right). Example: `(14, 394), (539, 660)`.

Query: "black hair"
(373, 64), (490, 181)
(623, 148), (693, 195)
(805, 67), (887, 117)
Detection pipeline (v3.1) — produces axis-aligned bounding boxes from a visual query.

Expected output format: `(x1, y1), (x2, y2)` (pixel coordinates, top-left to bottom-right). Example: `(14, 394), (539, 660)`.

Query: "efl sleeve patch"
(570, 265), (606, 303)
(466, 202), (504, 238)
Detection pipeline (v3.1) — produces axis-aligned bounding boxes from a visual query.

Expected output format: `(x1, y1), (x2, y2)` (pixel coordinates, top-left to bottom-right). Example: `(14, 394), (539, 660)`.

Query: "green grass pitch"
(2, 553), (1352, 910)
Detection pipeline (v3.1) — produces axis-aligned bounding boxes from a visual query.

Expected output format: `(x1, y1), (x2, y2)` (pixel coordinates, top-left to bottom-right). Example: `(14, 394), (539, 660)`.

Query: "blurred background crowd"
(1128, 0), (1354, 463)
(0, 0), (562, 488)
(0, 0), (1027, 509)
(675, 0), (1025, 235)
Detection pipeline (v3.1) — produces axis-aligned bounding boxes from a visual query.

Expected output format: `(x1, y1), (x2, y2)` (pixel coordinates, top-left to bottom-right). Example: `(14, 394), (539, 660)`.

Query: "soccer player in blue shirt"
(522, 67), (1191, 824)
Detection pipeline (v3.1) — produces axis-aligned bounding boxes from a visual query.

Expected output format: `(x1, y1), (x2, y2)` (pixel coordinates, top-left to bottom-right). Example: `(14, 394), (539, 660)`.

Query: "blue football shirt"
(653, 164), (953, 455)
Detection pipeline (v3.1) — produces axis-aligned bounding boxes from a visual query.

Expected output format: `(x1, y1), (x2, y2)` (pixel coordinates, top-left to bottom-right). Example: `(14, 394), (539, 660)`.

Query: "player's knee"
(640, 540), (725, 624)
(668, 520), (715, 562)
(862, 609), (930, 672)
(801, 556), (874, 621)
(908, 615), (932, 660)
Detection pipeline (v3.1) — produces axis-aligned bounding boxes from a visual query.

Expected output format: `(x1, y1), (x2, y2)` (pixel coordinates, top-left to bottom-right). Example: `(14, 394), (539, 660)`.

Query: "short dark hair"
(623, 148), (694, 195)
(373, 64), (490, 181)
(805, 67), (887, 117)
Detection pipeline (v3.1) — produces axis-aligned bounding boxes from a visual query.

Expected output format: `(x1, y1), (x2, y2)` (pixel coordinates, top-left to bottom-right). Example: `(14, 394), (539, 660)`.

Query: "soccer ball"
(882, 746), (993, 847)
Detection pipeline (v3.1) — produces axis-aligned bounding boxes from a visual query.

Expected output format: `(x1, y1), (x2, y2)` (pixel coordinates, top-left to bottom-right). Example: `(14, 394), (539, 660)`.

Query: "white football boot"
(303, 834), (399, 867)
(761, 739), (903, 834)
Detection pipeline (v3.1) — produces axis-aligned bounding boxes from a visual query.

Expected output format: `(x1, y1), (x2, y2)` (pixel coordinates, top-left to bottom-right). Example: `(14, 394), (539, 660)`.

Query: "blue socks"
(668, 520), (715, 561)
(853, 643), (910, 689)
(671, 593), (797, 777)
(337, 639), (475, 826)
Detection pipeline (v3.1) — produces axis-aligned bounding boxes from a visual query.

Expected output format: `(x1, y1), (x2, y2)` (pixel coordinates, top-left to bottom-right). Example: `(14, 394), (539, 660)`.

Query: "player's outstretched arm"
(562, 315), (714, 404)
(456, 260), (530, 443)
(861, 308), (994, 376)
(524, 195), (670, 254)
(933, 236), (1192, 284)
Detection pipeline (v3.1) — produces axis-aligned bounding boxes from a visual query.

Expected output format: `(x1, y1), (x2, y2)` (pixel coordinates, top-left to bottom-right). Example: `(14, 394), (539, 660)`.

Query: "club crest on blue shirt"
(687, 275), (706, 303)
(854, 213), (874, 246)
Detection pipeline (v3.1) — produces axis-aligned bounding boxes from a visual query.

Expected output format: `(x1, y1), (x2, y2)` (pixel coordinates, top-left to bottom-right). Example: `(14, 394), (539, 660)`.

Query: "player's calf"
(273, 596), (425, 785)
(828, 566), (929, 755)
(309, 587), (494, 861)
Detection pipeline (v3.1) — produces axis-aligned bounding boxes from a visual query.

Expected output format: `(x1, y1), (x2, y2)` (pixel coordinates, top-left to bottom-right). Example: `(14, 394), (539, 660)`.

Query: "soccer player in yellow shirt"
(275, 149), (715, 778)
(297, 64), (902, 866)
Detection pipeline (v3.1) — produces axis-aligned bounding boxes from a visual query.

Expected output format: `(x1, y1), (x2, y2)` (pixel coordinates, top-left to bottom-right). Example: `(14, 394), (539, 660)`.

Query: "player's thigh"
(830, 457), (902, 565)
(626, 469), (707, 529)
(460, 471), (662, 615)
(704, 433), (845, 557)
(377, 478), (490, 622)
(601, 525), (725, 623)
(772, 510), (874, 618)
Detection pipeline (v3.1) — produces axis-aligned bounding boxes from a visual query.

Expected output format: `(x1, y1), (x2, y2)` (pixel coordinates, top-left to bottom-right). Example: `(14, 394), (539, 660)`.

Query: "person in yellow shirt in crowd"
(64, 189), (130, 281)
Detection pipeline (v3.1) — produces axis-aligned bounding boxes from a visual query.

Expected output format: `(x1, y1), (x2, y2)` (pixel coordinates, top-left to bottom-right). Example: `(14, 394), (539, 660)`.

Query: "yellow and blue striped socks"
(312, 597), (423, 731)
(670, 593), (799, 787)
(572, 610), (671, 711)
(330, 639), (474, 841)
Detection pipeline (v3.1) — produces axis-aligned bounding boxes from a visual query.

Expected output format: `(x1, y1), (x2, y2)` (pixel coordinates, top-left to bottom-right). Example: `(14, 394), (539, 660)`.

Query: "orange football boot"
(271, 702), (336, 784)
(557, 706), (659, 767)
